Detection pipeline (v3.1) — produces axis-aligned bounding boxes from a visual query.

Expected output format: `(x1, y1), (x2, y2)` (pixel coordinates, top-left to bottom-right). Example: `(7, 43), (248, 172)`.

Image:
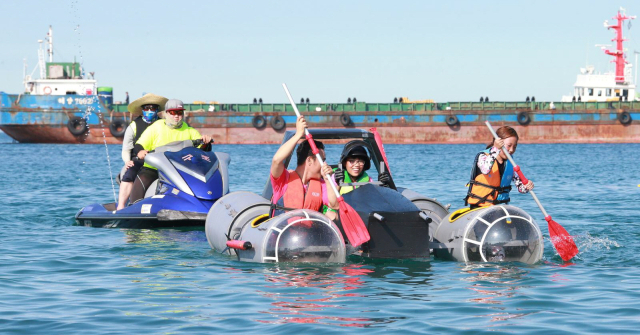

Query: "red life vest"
(282, 171), (324, 211)
(271, 171), (324, 218)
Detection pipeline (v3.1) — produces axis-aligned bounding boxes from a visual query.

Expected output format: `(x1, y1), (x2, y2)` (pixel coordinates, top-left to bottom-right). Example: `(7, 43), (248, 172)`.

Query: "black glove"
(201, 142), (212, 152)
(334, 167), (345, 185)
(378, 171), (391, 187)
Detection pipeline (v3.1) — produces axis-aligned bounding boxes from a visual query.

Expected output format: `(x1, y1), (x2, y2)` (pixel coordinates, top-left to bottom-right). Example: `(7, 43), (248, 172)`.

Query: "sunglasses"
(346, 158), (366, 165)
(166, 110), (184, 116)
(142, 105), (159, 111)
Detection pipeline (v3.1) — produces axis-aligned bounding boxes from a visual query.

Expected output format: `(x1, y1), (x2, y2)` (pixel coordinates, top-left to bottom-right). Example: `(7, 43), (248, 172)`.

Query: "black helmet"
(339, 142), (371, 171)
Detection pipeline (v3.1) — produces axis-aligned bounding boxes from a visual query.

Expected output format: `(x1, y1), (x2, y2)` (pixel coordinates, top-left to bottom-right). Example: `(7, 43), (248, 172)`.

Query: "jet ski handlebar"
(142, 139), (215, 157)
(192, 139), (214, 147)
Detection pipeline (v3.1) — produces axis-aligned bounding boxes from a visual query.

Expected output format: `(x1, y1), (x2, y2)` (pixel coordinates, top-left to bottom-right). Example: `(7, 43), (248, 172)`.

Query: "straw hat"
(127, 93), (169, 116)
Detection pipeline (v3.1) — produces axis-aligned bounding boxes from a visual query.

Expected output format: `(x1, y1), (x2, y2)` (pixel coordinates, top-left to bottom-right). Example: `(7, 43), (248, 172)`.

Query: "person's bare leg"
(117, 181), (133, 210)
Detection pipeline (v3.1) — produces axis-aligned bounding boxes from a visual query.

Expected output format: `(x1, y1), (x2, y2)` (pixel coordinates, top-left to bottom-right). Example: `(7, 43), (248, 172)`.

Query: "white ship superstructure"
(562, 9), (637, 102)
(22, 26), (97, 96)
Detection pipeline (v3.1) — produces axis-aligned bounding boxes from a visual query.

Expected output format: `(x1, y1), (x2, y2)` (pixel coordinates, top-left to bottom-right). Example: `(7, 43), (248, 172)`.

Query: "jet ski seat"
(145, 180), (159, 198)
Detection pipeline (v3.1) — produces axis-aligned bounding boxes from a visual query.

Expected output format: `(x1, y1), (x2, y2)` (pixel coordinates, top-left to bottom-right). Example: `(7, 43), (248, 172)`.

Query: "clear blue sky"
(1, 0), (638, 104)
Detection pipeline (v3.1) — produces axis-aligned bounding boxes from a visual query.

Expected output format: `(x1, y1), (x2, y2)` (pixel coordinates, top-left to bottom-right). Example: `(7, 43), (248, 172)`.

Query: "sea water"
(0, 131), (638, 334)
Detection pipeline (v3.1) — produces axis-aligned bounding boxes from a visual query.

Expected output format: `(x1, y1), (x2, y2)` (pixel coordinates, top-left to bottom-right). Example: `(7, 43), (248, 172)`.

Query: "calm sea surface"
(1, 132), (638, 334)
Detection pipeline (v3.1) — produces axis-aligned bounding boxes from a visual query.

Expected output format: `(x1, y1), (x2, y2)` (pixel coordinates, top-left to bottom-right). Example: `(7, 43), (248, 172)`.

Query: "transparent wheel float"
(206, 192), (346, 263)
(433, 205), (543, 264)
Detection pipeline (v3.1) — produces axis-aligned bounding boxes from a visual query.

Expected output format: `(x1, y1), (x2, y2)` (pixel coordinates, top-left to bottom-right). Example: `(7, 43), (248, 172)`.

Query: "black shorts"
(121, 160), (144, 182)
(129, 167), (159, 204)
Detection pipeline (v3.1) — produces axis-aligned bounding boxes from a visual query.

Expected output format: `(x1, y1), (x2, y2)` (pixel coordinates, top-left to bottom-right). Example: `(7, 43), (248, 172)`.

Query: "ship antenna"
(635, 50), (640, 86)
(22, 58), (27, 87)
(603, 10), (636, 83)
(47, 25), (53, 63)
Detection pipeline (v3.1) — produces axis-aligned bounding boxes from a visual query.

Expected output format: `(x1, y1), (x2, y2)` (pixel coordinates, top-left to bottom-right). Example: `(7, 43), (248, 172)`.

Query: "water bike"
(432, 205), (544, 264)
(75, 139), (230, 229)
(205, 128), (449, 263)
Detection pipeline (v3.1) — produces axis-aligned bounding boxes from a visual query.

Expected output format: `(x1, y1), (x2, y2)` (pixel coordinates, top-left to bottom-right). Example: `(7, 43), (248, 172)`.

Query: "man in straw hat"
(129, 99), (213, 204)
(117, 93), (168, 210)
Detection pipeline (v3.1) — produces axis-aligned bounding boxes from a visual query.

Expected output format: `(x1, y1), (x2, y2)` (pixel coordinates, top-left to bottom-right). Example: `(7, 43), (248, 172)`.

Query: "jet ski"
(76, 139), (230, 229)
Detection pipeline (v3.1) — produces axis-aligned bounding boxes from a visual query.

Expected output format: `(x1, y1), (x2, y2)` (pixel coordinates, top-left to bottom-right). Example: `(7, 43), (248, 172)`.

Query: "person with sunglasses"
(334, 143), (391, 194)
(321, 143), (391, 219)
(128, 99), (213, 205)
(117, 93), (168, 210)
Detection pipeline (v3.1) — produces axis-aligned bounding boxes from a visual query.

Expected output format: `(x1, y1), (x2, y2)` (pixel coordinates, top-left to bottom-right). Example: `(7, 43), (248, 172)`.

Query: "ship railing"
(109, 100), (640, 114)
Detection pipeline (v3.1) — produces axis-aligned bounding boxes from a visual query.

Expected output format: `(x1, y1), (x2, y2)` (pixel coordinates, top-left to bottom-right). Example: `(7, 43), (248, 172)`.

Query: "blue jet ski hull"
(76, 143), (231, 229)
(75, 193), (214, 229)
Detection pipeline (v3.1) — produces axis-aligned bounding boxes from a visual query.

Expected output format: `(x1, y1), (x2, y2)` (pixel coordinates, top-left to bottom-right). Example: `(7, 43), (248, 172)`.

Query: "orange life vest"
(465, 150), (513, 207)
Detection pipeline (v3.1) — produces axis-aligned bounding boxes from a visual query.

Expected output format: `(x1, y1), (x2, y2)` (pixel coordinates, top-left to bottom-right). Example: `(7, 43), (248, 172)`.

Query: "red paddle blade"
(547, 218), (579, 262)
(338, 198), (370, 247)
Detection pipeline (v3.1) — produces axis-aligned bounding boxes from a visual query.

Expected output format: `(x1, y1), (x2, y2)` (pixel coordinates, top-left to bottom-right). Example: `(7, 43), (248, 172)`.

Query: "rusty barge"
(1, 99), (638, 144)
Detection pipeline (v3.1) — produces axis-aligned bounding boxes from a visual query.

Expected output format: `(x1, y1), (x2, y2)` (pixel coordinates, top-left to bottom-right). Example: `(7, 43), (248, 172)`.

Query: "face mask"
(142, 110), (158, 123)
(165, 117), (183, 129)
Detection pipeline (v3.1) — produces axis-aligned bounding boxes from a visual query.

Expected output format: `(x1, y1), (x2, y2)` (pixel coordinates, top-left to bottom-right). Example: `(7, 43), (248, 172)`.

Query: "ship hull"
(191, 123), (640, 144)
(0, 124), (122, 144)
(2, 117), (638, 144)
(2, 93), (640, 144)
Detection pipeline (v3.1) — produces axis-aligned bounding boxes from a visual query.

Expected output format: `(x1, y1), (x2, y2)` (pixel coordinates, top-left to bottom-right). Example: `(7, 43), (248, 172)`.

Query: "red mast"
(603, 10), (635, 83)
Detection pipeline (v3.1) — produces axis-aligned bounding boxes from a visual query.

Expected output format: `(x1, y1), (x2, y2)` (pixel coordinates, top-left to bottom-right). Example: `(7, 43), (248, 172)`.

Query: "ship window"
(606, 89), (612, 96)
(598, 90), (602, 96)
(580, 88), (584, 96)
(588, 88), (594, 96)
(623, 89), (628, 97)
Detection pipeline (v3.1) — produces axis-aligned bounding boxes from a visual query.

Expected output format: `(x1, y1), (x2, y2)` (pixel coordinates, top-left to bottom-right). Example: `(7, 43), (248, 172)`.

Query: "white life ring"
(43, 86), (52, 95)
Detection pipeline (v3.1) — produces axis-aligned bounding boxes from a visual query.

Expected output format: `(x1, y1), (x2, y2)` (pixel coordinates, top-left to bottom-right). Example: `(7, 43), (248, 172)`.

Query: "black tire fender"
(619, 111), (632, 125)
(270, 115), (286, 131)
(67, 116), (88, 136)
(252, 115), (267, 129)
(340, 113), (351, 126)
(517, 111), (531, 125)
(109, 118), (127, 137)
(445, 115), (459, 126)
